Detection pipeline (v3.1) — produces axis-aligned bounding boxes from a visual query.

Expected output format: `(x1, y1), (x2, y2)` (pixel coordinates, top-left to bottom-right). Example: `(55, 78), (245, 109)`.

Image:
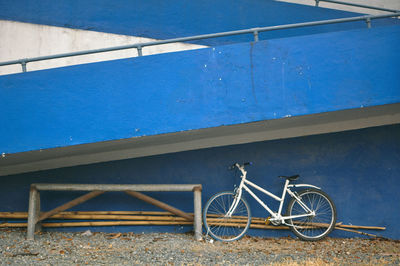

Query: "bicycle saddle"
(278, 175), (299, 181)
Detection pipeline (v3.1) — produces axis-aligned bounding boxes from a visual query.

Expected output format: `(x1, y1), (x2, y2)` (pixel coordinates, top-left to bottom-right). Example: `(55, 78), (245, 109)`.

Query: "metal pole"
(137, 46), (143, 57)
(366, 18), (371, 28)
(253, 30), (259, 42)
(21, 62), (27, 72)
(315, 0), (320, 7)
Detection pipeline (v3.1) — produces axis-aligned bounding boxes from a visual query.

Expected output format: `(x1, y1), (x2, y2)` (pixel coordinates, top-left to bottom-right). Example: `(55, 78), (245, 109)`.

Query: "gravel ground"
(1, 228), (399, 265)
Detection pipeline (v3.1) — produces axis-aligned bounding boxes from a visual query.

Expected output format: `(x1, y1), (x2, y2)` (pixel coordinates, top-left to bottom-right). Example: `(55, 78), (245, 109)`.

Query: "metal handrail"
(315, 0), (400, 13)
(0, 12), (399, 73)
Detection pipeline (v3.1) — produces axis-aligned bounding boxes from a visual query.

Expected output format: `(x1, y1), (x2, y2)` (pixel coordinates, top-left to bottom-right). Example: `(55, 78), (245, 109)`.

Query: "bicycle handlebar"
(228, 162), (252, 170)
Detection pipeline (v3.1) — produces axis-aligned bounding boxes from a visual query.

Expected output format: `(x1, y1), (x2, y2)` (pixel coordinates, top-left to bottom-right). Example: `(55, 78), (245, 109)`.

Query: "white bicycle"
(203, 162), (337, 241)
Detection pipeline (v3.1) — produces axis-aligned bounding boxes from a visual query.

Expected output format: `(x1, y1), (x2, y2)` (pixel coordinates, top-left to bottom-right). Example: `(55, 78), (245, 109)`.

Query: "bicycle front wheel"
(286, 188), (337, 241)
(203, 191), (251, 242)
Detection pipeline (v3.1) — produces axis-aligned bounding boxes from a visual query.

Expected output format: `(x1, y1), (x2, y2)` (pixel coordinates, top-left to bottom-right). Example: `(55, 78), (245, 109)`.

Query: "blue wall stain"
(0, 0), (399, 46)
(1, 25), (399, 154)
(1, 124), (399, 238)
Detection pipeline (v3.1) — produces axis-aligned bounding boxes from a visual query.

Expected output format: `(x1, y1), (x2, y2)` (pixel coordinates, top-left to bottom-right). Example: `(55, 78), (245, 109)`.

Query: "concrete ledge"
(1, 103), (399, 176)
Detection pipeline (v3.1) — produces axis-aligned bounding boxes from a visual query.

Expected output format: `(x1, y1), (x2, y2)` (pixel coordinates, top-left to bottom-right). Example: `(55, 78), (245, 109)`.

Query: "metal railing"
(0, 6), (399, 73)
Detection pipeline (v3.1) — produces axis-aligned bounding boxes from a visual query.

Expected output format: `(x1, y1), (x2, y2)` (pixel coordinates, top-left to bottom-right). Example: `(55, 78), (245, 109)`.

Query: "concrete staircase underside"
(0, 25), (399, 176)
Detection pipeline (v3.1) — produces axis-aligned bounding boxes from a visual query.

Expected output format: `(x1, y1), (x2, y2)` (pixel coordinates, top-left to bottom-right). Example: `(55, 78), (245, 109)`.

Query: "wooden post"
(193, 186), (202, 241)
(27, 185), (40, 240)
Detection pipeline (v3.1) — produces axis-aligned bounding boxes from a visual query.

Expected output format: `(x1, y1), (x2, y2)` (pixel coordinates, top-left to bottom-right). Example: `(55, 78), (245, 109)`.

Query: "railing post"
(21, 61), (27, 72)
(365, 18), (371, 28)
(253, 30), (259, 42)
(27, 185), (41, 240)
(137, 46), (143, 57)
(193, 186), (202, 241)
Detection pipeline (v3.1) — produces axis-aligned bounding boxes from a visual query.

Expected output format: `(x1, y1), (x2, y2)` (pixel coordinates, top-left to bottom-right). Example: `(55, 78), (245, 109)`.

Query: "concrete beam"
(1, 103), (399, 176)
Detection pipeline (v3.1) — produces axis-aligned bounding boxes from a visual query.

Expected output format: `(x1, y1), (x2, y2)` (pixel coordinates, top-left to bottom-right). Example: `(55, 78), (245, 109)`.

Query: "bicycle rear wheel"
(203, 191), (251, 242)
(286, 188), (336, 241)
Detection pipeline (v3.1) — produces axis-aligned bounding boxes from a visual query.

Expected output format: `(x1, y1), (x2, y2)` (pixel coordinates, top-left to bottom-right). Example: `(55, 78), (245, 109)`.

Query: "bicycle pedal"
(265, 217), (271, 225)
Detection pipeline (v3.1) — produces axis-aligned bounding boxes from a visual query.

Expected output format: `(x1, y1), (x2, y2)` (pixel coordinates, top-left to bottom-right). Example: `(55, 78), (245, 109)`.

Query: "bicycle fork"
(225, 186), (243, 217)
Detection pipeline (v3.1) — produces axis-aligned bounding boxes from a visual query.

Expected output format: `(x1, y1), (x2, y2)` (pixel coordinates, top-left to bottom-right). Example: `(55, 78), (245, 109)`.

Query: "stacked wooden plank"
(0, 211), (385, 237)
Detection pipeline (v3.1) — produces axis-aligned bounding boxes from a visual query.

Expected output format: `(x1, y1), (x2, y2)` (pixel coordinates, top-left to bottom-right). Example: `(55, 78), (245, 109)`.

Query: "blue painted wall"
(0, 0), (399, 45)
(1, 1), (399, 239)
(1, 124), (399, 238)
(1, 25), (399, 155)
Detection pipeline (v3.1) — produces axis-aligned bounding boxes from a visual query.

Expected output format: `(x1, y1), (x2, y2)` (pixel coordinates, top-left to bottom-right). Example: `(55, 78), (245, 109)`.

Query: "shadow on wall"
(1, 124), (399, 238)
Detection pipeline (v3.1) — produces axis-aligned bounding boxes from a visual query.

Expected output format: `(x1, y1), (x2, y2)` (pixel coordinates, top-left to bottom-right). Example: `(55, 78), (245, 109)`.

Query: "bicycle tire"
(286, 188), (337, 241)
(203, 191), (251, 242)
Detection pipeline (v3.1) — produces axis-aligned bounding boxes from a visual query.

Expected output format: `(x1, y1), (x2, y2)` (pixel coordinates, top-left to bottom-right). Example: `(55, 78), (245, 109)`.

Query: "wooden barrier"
(27, 184), (202, 241)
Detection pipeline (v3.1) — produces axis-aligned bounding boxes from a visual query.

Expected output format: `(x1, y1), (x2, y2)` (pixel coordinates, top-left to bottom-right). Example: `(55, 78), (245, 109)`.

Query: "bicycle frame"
(226, 164), (320, 225)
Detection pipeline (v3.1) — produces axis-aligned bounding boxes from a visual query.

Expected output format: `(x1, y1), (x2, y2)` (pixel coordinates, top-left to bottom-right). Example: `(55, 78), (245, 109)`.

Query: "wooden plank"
(47, 214), (189, 221)
(0, 211), (177, 218)
(0, 219), (386, 235)
(335, 226), (378, 238)
(1, 221), (286, 229)
(37, 190), (104, 222)
(336, 224), (386, 230)
(2, 211), (387, 231)
(125, 190), (193, 221)
(1, 221), (194, 227)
